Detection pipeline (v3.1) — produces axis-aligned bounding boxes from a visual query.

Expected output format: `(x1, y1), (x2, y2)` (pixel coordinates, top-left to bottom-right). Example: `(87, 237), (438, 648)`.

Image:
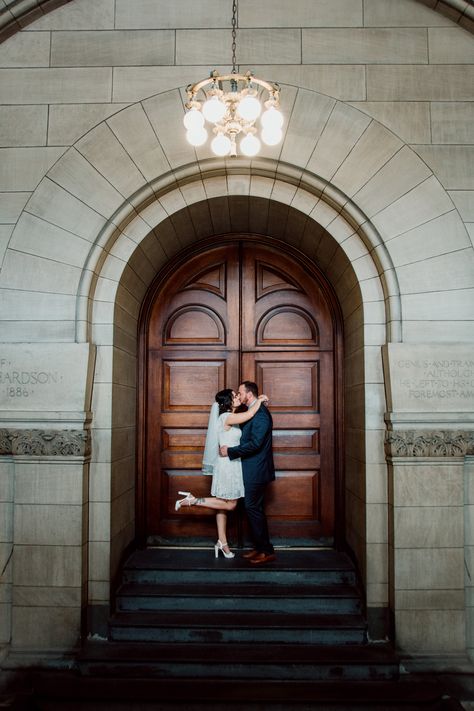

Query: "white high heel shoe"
(214, 540), (235, 559)
(175, 491), (196, 511)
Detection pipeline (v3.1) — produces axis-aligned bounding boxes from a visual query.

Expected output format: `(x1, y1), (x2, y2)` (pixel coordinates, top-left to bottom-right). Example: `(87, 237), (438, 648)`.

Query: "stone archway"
(1, 84), (470, 649)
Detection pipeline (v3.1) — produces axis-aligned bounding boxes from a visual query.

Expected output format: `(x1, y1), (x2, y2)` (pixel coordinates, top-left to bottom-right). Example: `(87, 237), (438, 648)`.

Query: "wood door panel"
(164, 306), (225, 344)
(272, 429), (319, 451)
(273, 453), (320, 470)
(255, 361), (320, 410)
(243, 244), (334, 351)
(144, 240), (337, 543)
(258, 307), (319, 346)
(163, 360), (227, 411)
(266, 472), (319, 518)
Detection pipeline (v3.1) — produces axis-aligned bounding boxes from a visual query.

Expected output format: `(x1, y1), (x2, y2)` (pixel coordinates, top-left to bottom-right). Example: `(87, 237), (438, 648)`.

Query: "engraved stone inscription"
(396, 359), (474, 402)
(0, 344), (93, 413)
(0, 357), (62, 400)
(383, 344), (474, 414)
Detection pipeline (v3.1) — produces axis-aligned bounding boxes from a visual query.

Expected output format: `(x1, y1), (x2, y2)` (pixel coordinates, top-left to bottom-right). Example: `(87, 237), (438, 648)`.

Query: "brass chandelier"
(183, 1), (283, 158)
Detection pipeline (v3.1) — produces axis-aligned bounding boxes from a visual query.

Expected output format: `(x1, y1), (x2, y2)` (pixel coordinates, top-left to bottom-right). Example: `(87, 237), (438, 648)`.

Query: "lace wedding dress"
(210, 413), (245, 499)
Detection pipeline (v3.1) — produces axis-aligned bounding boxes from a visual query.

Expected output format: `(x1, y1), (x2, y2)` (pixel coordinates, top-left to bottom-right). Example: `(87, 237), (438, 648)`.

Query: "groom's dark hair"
(241, 381), (258, 397)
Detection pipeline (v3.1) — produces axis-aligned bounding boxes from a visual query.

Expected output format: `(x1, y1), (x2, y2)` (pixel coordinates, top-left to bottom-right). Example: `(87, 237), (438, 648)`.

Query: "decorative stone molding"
(0, 429), (90, 457)
(385, 430), (474, 458)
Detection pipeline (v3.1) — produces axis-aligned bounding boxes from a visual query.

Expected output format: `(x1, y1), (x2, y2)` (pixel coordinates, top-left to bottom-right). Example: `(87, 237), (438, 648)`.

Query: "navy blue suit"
(227, 404), (275, 554)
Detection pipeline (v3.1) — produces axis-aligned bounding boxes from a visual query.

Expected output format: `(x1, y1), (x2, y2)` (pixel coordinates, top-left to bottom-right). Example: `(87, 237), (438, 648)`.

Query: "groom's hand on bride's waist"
(219, 445), (228, 457)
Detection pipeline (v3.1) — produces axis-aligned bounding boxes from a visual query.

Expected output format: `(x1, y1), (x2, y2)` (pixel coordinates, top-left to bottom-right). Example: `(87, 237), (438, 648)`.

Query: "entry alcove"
(137, 234), (345, 549)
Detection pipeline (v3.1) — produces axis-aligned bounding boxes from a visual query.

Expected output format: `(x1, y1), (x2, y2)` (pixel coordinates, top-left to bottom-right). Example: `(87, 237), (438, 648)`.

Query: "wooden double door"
(142, 240), (338, 544)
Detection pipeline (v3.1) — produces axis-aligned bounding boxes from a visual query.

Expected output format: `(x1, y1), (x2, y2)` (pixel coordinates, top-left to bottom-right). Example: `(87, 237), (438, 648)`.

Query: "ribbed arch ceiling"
(0, 0), (473, 41)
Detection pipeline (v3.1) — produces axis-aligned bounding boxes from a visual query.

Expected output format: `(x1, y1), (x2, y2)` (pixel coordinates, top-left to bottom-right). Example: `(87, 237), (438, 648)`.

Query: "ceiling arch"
(0, 83), (469, 345)
(0, 0), (473, 42)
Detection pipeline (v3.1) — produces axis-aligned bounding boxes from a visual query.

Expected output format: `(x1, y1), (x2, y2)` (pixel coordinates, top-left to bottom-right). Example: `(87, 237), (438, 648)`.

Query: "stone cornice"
(385, 430), (474, 458)
(0, 428), (90, 457)
(1, 0), (473, 43)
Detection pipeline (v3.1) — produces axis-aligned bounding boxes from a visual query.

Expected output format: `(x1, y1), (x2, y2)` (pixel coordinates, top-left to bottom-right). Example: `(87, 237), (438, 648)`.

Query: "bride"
(175, 388), (268, 559)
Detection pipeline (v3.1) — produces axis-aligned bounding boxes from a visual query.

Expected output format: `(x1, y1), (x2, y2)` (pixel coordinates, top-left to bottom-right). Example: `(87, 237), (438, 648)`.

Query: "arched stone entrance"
(1, 83), (470, 654)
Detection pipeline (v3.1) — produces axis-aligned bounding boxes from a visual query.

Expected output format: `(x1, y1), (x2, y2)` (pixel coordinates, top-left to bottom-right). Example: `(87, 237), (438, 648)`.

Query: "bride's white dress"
(211, 413), (245, 499)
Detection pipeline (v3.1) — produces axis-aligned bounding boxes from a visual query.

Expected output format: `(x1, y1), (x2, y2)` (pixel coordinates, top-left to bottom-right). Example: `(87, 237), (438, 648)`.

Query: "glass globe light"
(240, 133), (261, 157)
(183, 108), (204, 131)
(211, 134), (232, 156)
(261, 106), (283, 131)
(202, 96), (226, 123)
(261, 128), (282, 146)
(186, 127), (208, 147)
(237, 95), (262, 122)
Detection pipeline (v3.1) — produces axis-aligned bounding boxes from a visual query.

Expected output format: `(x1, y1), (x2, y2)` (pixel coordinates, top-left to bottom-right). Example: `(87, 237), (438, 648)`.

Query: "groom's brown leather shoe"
(242, 549), (259, 559)
(249, 552), (276, 565)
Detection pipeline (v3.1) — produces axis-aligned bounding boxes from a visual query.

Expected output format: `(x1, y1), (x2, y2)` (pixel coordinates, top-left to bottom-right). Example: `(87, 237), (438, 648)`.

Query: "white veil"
(201, 401), (220, 475)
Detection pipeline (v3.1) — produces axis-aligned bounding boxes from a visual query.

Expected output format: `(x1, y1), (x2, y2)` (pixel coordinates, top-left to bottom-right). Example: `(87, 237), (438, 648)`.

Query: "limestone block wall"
(0, 0), (472, 657)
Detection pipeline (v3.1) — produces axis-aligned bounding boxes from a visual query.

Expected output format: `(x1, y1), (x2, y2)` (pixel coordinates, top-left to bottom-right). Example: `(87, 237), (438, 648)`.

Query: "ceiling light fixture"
(183, 1), (283, 158)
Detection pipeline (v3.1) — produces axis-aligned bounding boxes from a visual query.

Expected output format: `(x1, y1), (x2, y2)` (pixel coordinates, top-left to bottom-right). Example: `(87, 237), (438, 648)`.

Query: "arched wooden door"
(142, 240), (339, 545)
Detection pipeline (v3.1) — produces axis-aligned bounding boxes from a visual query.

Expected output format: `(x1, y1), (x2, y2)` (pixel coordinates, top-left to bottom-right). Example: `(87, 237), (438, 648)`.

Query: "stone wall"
(0, 0), (473, 658)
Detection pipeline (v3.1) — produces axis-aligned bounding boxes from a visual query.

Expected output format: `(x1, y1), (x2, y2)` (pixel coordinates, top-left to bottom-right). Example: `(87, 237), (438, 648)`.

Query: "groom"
(220, 380), (276, 564)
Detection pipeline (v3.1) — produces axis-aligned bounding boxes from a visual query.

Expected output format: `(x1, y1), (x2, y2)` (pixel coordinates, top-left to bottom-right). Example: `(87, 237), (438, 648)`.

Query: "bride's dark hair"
(215, 388), (234, 415)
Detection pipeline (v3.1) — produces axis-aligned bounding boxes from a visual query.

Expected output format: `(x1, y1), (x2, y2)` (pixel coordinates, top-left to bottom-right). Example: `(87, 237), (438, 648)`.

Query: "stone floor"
(1, 665), (474, 710)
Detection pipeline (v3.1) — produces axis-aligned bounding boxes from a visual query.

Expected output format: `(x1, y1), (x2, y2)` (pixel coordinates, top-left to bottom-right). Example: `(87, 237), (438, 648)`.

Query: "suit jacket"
(227, 404), (275, 485)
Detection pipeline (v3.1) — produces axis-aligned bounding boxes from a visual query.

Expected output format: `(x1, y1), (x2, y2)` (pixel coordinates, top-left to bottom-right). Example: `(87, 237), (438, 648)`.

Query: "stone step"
(109, 610), (367, 645)
(123, 548), (357, 586)
(79, 640), (398, 681)
(115, 581), (363, 614)
(29, 671), (452, 709)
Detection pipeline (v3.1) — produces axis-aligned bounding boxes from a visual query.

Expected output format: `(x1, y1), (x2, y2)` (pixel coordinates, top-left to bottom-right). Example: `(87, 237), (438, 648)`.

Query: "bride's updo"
(215, 389), (234, 415)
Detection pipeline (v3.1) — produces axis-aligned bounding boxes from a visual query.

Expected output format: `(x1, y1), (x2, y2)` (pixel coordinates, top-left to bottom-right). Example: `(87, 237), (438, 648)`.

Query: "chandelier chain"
(231, 0), (237, 73)
(183, 1), (283, 158)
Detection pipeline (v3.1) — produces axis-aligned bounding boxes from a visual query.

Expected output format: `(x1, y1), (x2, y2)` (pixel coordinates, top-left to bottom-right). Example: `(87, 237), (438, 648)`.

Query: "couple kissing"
(175, 381), (276, 565)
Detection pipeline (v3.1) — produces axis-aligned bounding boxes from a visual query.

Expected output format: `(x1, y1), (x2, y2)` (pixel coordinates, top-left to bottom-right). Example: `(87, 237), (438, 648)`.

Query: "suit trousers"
(244, 481), (274, 554)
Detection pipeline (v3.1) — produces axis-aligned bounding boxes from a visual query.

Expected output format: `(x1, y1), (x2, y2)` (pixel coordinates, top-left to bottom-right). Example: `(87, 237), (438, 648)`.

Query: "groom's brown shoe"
(250, 552), (276, 565)
(242, 549), (259, 559)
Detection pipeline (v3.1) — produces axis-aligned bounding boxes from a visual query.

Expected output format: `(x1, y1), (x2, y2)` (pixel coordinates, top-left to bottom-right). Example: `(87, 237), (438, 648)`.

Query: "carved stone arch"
(3, 81), (468, 343)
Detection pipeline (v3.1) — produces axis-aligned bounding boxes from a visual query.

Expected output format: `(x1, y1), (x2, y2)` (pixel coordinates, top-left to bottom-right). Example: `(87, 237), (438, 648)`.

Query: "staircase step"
(31, 671), (449, 708)
(116, 581), (362, 614)
(123, 548), (357, 586)
(109, 610), (367, 645)
(79, 640), (398, 681)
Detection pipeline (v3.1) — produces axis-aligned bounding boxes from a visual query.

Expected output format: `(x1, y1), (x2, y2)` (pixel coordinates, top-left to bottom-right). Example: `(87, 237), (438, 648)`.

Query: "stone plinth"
(0, 343), (94, 652)
(383, 343), (474, 655)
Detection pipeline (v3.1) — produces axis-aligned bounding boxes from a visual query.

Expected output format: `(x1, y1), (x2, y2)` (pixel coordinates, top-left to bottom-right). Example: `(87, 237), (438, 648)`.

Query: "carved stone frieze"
(0, 429), (90, 457)
(385, 430), (474, 458)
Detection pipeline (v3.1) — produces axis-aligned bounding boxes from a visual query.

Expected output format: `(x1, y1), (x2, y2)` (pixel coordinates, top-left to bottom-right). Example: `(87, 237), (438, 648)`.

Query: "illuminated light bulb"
(202, 96), (226, 123)
(211, 134), (232, 156)
(183, 108), (204, 131)
(261, 128), (283, 146)
(240, 133), (261, 157)
(261, 106), (283, 131)
(237, 95), (262, 122)
(186, 127), (208, 147)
